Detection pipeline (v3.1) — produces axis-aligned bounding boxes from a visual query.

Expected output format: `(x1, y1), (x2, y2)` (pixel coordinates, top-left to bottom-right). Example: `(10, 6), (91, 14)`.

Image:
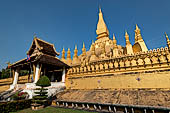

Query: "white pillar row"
(62, 67), (66, 83)
(34, 63), (39, 83)
(12, 68), (19, 86)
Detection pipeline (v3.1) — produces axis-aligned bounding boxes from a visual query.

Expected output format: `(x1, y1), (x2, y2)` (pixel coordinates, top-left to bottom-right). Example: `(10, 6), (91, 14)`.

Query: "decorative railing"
(68, 47), (170, 75)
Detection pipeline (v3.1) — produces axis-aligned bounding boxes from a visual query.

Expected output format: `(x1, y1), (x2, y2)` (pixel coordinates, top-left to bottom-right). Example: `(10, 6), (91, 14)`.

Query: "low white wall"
(22, 82), (65, 99)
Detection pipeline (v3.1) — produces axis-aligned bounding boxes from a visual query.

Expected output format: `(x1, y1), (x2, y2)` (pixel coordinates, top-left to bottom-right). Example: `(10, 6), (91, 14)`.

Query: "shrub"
(0, 99), (32, 113)
(33, 75), (51, 105)
(36, 76), (51, 87)
(12, 92), (29, 100)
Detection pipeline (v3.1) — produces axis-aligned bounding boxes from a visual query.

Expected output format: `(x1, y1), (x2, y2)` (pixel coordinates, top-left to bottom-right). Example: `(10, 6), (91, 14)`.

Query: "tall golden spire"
(134, 24), (148, 52)
(125, 31), (131, 45)
(89, 42), (98, 62)
(135, 24), (142, 42)
(96, 7), (109, 39)
(72, 45), (80, 65)
(73, 45), (78, 58)
(61, 47), (65, 59)
(67, 48), (71, 59)
(165, 32), (170, 49)
(66, 48), (72, 65)
(165, 32), (170, 41)
(125, 31), (134, 55)
(91, 43), (95, 55)
(82, 42), (86, 56)
(113, 33), (117, 48)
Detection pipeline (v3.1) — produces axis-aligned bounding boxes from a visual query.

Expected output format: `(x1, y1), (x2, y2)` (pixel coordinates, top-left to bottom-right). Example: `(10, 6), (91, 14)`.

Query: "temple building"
(61, 8), (148, 66)
(9, 7), (170, 98)
(10, 37), (69, 98)
(62, 8), (170, 90)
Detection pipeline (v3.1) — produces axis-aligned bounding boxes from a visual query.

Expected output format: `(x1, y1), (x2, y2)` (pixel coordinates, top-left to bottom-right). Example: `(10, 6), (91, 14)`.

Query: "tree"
(33, 76), (51, 103)
(1, 68), (10, 79)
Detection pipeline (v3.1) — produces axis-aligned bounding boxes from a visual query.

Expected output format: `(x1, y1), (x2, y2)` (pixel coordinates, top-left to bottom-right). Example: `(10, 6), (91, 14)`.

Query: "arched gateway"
(10, 37), (69, 98)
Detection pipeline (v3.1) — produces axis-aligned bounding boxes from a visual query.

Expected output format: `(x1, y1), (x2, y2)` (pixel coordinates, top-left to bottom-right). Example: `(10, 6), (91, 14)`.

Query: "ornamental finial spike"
(61, 47), (65, 60)
(82, 42), (86, 48)
(62, 47), (65, 52)
(165, 32), (169, 41)
(125, 30), (128, 37)
(75, 45), (77, 50)
(113, 33), (116, 40)
(136, 24), (139, 30)
(33, 33), (37, 38)
(99, 5), (102, 13)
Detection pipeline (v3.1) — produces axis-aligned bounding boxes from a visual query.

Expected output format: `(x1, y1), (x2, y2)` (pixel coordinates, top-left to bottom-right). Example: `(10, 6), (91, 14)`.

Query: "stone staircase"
(0, 89), (23, 101)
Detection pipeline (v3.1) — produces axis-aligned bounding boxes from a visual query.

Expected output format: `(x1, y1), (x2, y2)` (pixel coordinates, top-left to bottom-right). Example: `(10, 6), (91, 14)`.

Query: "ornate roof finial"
(113, 33), (116, 40)
(165, 32), (169, 41)
(91, 43), (95, 54)
(92, 40), (94, 44)
(82, 42), (86, 56)
(75, 45), (77, 50)
(165, 32), (170, 49)
(99, 4), (102, 13)
(125, 30), (128, 36)
(135, 24), (142, 42)
(67, 48), (71, 58)
(113, 33), (117, 48)
(89, 41), (98, 62)
(62, 47), (65, 51)
(66, 48), (72, 65)
(136, 24), (139, 30)
(61, 47), (66, 61)
(72, 45), (80, 65)
(73, 45), (78, 58)
(83, 42), (85, 48)
(33, 33), (37, 38)
(125, 31), (131, 45)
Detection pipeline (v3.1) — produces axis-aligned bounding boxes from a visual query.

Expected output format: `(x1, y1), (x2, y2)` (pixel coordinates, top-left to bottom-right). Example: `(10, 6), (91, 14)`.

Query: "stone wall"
(56, 89), (170, 107)
(66, 47), (170, 89)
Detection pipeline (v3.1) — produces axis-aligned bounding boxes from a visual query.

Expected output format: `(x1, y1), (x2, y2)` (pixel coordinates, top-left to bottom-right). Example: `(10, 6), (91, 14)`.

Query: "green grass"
(10, 106), (97, 113)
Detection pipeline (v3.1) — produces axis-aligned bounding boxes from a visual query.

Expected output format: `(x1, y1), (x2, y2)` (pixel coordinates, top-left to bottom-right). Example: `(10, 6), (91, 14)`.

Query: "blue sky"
(0, 0), (170, 70)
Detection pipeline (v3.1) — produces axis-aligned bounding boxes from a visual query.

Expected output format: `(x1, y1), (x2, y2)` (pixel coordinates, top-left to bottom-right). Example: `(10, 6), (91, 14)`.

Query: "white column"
(12, 69), (19, 86)
(62, 67), (66, 83)
(51, 71), (55, 82)
(34, 63), (39, 83)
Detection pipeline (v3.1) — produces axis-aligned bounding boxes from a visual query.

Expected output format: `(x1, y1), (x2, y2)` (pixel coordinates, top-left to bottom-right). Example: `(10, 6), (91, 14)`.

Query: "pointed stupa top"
(125, 31), (131, 45)
(66, 48), (72, 65)
(91, 43), (95, 54)
(96, 7), (109, 39)
(165, 32), (169, 41)
(135, 24), (143, 42)
(136, 24), (140, 30)
(89, 42), (98, 62)
(135, 24), (141, 34)
(72, 45), (80, 65)
(82, 42), (86, 56)
(113, 33), (117, 47)
(73, 45), (78, 58)
(61, 47), (65, 59)
(165, 32), (170, 49)
(33, 33), (37, 38)
(67, 48), (71, 59)
(113, 33), (116, 40)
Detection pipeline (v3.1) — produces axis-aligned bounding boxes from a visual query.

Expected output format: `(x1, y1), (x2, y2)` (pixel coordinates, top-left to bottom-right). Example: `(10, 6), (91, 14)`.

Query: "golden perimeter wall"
(66, 70), (170, 89)
(66, 47), (170, 89)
